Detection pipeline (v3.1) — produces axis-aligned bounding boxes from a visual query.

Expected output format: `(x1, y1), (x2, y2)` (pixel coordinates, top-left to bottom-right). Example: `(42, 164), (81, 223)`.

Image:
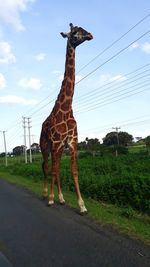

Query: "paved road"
(0, 178), (149, 267)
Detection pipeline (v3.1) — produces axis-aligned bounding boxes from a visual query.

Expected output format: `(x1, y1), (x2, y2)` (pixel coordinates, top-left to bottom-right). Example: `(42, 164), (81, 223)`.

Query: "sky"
(0, 0), (150, 153)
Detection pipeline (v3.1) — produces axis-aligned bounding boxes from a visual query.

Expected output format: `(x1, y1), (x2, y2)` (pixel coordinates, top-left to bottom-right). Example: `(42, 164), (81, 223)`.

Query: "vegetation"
(0, 152), (149, 215)
(145, 136), (150, 156)
(103, 131), (133, 146)
(0, 160), (150, 245)
(0, 133), (149, 244)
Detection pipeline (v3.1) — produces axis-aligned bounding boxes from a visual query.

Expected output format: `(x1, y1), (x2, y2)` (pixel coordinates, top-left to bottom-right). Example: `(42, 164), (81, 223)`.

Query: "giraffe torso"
(41, 106), (77, 149)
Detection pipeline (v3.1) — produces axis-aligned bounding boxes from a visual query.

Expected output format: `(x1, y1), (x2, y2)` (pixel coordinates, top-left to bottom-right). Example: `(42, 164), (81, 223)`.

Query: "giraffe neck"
(56, 43), (75, 112)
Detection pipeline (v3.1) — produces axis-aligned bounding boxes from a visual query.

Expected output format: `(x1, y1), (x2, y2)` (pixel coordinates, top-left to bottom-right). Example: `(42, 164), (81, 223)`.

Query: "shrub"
(0, 154), (150, 214)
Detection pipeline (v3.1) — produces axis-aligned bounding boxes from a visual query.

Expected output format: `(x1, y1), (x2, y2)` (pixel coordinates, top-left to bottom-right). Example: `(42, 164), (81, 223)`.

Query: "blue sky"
(0, 0), (150, 152)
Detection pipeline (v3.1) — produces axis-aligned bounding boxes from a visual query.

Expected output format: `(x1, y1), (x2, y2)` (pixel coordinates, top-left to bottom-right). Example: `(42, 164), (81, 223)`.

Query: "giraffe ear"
(69, 23), (74, 31)
(60, 32), (69, 38)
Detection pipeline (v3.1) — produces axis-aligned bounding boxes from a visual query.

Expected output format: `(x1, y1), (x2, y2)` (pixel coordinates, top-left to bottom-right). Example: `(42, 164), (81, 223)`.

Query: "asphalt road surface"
(0, 178), (149, 267)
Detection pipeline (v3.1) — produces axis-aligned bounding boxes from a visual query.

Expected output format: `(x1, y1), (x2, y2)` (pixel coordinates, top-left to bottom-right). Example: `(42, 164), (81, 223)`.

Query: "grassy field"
(0, 152), (150, 245)
(1, 153), (149, 214)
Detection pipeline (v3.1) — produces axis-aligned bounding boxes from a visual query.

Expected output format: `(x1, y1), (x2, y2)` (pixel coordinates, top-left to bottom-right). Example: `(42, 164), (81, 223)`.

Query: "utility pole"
(27, 117), (32, 163)
(0, 131), (8, 167)
(112, 127), (121, 157)
(22, 117), (27, 163)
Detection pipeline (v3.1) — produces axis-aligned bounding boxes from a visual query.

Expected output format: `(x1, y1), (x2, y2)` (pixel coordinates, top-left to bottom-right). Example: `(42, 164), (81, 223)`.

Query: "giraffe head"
(60, 23), (93, 48)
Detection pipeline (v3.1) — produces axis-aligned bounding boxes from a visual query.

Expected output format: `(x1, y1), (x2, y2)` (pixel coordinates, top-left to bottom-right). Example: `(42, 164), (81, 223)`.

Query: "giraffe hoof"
(48, 200), (54, 206)
(58, 194), (65, 205)
(80, 206), (88, 215)
(60, 200), (65, 205)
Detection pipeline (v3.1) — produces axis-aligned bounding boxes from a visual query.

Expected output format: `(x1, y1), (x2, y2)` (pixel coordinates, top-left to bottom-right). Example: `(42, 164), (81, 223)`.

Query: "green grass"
(128, 144), (147, 153)
(2, 154), (150, 214)
(0, 171), (149, 246)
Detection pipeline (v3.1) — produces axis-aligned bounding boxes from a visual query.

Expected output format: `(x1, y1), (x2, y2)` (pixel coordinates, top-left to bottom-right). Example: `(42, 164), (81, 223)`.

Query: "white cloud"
(18, 77), (42, 90)
(110, 75), (127, 82)
(141, 42), (150, 54)
(99, 74), (127, 85)
(0, 0), (35, 31)
(52, 70), (62, 75)
(34, 53), (46, 61)
(129, 41), (150, 54)
(129, 42), (140, 50)
(99, 74), (111, 84)
(75, 75), (83, 82)
(0, 95), (37, 105)
(0, 41), (16, 64)
(59, 74), (64, 82)
(0, 73), (6, 88)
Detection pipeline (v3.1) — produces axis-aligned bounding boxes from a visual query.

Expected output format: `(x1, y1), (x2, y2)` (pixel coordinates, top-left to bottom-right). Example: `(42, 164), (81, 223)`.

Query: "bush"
(78, 151), (93, 158)
(0, 153), (150, 214)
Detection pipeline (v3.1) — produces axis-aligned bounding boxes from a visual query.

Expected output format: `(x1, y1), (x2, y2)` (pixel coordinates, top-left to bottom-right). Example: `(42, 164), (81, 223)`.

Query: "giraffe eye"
(72, 31), (77, 35)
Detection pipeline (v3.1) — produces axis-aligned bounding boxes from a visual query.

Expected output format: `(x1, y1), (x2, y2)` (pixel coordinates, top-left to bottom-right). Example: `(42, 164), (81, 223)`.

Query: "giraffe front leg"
(48, 175), (55, 205)
(56, 148), (65, 204)
(48, 151), (58, 206)
(48, 150), (63, 206)
(42, 156), (49, 199)
(76, 179), (87, 214)
(57, 173), (65, 204)
(70, 142), (87, 214)
(58, 192), (65, 205)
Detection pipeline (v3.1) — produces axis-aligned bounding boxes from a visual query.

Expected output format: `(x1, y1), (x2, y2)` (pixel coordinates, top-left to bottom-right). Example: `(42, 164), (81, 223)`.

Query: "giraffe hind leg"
(48, 147), (65, 206)
(41, 151), (49, 199)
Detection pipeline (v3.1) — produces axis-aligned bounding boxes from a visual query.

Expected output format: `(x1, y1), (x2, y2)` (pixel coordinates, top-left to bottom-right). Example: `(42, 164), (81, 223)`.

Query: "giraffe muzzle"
(86, 33), (93, 40)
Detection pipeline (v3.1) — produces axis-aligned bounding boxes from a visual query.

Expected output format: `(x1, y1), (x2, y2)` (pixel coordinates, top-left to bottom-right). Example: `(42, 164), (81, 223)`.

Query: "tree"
(103, 131), (133, 146)
(85, 137), (100, 148)
(118, 131), (133, 146)
(78, 141), (87, 151)
(0, 152), (5, 157)
(103, 132), (118, 146)
(145, 136), (150, 156)
(31, 143), (40, 153)
(13, 145), (24, 156)
(86, 137), (101, 156)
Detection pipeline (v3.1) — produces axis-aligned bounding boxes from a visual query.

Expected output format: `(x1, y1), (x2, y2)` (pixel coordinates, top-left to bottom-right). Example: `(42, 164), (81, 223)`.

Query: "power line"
(75, 81), (150, 114)
(23, 20), (150, 118)
(22, 117), (27, 164)
(31, 79), (150, 125)
(28, 66), (150, 129)
(27, 117), (32, 163)
(2, 17), (150, 148)
(80, 113), (150, 134)
(10, 21), (148, 124)
(74, 67), (150, 106)
(75, 30), (150, 85)
(79, 117), (150, 143)
(24, 87), (58, 117)
(77, 13), (150, 74)
(7, 127), (23, 145)
(74, 63), (150, 102)
(74, 76), (150, 110)
(0, 131), (8, 166)
(112, 126), (121, 156)
(30, 98), (55, 117)
(29, 31), (150, 118)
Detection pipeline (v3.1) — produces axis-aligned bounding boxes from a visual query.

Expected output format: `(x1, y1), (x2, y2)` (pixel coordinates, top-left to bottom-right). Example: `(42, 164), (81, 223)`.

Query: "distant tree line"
(0, 132), (150, 157)
(10, 143), (40, 156)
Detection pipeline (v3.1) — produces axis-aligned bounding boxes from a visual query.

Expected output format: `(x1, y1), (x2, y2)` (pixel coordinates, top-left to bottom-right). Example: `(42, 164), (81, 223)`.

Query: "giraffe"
(40, 23), (93, 213)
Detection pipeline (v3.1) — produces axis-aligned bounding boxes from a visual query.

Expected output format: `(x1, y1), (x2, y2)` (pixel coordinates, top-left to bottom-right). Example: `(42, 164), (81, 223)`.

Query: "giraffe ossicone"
(40, 23), (93, 214)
